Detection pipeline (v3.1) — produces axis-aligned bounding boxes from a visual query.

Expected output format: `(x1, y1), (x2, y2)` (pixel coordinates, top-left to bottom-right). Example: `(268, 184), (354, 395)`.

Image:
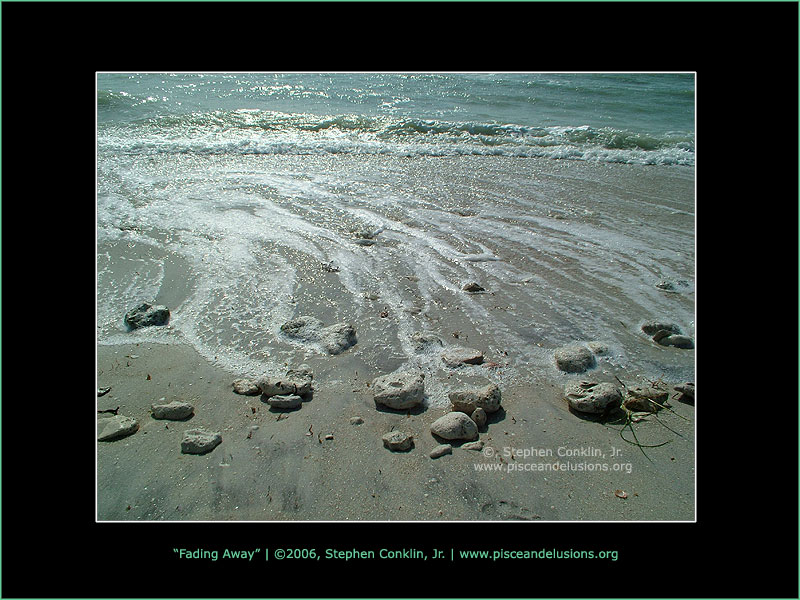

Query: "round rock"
(373, 371), (425, 410)
(430, 411), (479, 441)
(564, 381), (623, 414)
(280, 317), (357, 355)
(554, 344), (596, 373)
(280, 316), (325, 340)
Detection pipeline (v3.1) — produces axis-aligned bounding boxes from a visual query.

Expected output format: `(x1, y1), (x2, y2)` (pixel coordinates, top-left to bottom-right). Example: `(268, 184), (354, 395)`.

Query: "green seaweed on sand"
(608, 375), (692, 462)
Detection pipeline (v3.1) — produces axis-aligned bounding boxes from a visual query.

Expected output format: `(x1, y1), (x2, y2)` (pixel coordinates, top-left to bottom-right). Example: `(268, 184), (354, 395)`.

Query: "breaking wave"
(97, 109), (695, 166)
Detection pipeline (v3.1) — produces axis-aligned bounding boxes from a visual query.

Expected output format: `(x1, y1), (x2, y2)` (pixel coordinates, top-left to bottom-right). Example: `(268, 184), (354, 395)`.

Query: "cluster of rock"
(372, 368), (501, 459)
(234, 365), (313, 411)
(564, 378), (678, 415)
(97, 396), (223, 455)
(428, 383), (501, 457)
(279, 316), (357, 355)
(641, 320), (694, 349)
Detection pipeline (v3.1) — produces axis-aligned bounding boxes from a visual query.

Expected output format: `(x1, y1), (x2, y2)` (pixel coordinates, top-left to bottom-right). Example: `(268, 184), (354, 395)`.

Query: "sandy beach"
(97, 338), (694, 522)
(96, 153), (696, 523)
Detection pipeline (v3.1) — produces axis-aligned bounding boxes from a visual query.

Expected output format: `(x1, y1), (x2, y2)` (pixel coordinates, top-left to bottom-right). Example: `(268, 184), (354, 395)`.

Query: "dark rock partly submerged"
(124, 302), (170, 329)
(642, 321), (694, 349)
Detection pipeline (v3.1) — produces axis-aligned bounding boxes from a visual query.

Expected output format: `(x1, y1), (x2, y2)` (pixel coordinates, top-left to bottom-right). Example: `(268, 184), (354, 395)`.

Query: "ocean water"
(98, 73), (694, 165)
(97, 73), (695, 401)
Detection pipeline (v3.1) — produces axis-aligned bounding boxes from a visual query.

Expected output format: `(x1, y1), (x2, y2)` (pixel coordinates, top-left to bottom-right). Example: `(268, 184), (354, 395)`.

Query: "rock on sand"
(382, 431), (414, 452)
(372, 371), (425, 410)
(674, 383), (695, 404)
(449, 383), (502, 414)
(151, 400), (194, 420)
(98, 415), (139, 441)
(266, 394), (303, 410)
(430, 444), (453, 459)
(442, 347), (484, 368)
(554, 344), (596, 373)
(232, 379), (261, 395)
(564, 381), (622, 414)
(470, 407), (487, 428)
(181, 429), (222, 455)
(430, 411), (479, 441)
(642, 321), (694, 349)
(624, 385), (669, 413)
(257, 365), (313, 398)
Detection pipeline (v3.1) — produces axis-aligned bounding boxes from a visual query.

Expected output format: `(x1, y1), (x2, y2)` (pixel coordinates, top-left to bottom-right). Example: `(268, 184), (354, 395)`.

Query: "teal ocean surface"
(98, 73), (694, 165)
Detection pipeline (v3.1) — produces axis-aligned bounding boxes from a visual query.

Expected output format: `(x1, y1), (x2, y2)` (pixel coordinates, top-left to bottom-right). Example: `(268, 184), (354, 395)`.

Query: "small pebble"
(462, 440), (485, 451)
(350, 416), (364, 425)
(430, 444), (453, 459)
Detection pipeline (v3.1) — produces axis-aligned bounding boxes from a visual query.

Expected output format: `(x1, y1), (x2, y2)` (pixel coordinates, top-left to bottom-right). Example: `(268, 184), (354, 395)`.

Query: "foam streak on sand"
(98, 154), (694, 389)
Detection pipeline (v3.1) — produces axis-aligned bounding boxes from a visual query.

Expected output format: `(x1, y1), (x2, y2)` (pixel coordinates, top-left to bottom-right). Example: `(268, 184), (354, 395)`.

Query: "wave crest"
(98, 109), (695, 166)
